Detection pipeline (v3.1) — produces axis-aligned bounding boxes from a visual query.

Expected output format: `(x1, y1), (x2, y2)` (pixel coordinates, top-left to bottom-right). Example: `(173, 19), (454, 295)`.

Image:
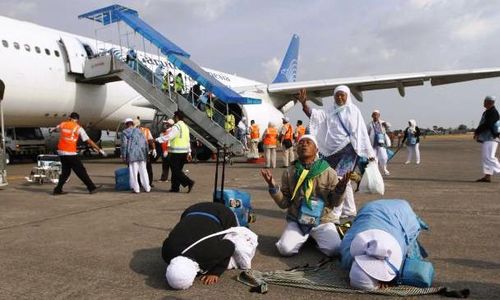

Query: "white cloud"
(149, 0), (234, 21)
(1, 1), (38, 18)
(410, 0), (440, 9)
(261, 57), (281, 82)
(451, 15), (499, 41)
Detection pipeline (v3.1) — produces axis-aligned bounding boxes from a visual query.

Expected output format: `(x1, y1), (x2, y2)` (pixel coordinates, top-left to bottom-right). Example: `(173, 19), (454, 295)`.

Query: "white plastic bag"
(359, 161), (385, 195)
(223, 226), (258, 270)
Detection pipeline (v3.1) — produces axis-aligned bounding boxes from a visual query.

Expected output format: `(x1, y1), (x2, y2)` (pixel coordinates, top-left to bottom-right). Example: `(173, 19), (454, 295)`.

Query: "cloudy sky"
(2, 0), (500, 129)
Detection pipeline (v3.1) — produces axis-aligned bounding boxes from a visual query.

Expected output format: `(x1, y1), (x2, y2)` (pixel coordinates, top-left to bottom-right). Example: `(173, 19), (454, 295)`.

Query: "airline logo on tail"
(272, 34), (300, 83)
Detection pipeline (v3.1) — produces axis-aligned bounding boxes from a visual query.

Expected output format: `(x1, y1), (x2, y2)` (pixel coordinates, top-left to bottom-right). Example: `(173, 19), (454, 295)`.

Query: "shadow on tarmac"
(130, 247), (169, 290)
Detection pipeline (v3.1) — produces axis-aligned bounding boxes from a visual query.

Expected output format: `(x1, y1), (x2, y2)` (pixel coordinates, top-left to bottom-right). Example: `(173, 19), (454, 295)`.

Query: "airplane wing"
(267, 67), (500, 101)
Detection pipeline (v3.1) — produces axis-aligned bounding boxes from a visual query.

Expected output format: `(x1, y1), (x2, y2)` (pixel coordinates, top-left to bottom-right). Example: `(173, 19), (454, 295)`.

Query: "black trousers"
(146, 156), (153, 185)
(54, 155), (96, 192)
(161, 154), (171, 181)
(169, 152), (193, 191)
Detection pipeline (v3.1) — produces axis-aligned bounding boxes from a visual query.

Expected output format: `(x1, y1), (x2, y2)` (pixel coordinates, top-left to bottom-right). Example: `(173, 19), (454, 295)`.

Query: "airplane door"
(59, 36), (87, 74)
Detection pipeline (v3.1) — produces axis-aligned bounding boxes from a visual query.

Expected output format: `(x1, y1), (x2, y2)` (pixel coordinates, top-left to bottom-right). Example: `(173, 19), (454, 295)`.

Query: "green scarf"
(291, 159), (330, 209)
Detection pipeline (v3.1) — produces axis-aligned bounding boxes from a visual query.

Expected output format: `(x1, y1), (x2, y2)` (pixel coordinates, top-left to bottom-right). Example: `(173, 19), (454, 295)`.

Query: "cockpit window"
(2, 40), (8, 48)
(13, 42), (20, 50)
(24, 44), (30, 52)
(35, 46), (41, 53)
(54, 50), (60, 57)
(45, 48), (50, 55)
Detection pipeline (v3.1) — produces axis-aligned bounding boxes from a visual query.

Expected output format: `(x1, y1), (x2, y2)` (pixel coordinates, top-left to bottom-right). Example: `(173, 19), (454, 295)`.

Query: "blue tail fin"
(272, 34), (300, 83)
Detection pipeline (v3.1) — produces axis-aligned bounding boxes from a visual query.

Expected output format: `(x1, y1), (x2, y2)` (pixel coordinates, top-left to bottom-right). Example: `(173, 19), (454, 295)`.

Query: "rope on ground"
(236, 260), (469, 298)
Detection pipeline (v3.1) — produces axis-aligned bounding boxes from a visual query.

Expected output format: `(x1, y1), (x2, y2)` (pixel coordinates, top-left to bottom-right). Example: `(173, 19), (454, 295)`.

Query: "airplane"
(2, 12), (500, 147)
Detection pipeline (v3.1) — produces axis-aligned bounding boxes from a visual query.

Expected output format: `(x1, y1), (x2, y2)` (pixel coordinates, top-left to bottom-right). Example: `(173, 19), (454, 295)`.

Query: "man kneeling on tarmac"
(162, 202), (257, 290)
(261, 134), (350, 256)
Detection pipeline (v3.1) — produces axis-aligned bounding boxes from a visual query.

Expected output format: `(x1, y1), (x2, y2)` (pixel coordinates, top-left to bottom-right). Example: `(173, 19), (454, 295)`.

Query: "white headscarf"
(165, 256), (200, 290)
(349, 260), (379, 290)
(408, 119), (417, 134)
(309, 85), (375, 158)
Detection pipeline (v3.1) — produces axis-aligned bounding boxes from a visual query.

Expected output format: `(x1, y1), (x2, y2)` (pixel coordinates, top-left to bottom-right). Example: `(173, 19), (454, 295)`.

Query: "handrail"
(123, 56), (240, 134)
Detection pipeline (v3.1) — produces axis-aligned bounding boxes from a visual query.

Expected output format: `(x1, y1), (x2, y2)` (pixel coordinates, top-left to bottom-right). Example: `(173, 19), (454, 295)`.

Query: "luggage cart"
(25, 154), (62, 184)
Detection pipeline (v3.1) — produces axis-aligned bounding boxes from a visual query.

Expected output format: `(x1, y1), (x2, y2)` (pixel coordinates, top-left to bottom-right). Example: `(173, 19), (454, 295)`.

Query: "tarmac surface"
(0, 136), (499, 299)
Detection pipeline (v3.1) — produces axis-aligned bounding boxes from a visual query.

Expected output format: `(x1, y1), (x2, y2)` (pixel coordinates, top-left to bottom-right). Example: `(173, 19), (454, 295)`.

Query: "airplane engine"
(85, 128), (102, 144)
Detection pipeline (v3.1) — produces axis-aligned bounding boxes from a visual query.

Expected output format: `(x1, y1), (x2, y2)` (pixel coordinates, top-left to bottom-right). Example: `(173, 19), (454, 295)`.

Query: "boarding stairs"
(78, 55), (244, 154)
(77, 4), (262, 155)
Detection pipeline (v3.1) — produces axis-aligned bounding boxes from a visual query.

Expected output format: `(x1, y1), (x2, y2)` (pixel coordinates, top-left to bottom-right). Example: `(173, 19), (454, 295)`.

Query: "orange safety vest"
(140, 127), (153, 141)
(57, 121), (81, 153)
(160, 129), (170, 152)
(250, 124), (260, 139)
(296, 125), (306, 141)
(283, 123), (293, 140)
(263, 127), (278, 146)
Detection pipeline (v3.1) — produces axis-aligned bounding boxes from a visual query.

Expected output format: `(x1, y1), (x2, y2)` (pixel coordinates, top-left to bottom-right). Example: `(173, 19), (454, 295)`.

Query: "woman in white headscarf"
(401, 119), (421, 164)
(298, 86), (375, 222)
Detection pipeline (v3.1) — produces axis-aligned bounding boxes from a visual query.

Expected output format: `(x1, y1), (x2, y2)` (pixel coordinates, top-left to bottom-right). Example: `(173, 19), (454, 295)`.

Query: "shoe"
(53, 190), (68, 196)
(169, 189), (180, 193)
(384, 171), (391, 176)
(404, 161), (411, 165)
(150, 183), (155, 188)
(416, 161), (420, 165)
(89, 185), (103, 194)
(476, 177), (491, 183)
(158, 179), (169, 182)
(187, 181), (195, 193)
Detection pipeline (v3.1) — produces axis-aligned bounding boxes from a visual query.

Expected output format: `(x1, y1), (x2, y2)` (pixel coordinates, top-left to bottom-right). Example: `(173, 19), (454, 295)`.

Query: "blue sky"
(2, 0), (500, 129)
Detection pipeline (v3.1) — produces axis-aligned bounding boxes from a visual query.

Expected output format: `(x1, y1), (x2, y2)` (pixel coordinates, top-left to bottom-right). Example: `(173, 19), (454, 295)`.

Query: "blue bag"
(115, 167), (130, 191)
(214, 189), (255, 227)
(400, 258), (435, 288)
(386, 149), (395, 161)
(376, 133), (386, 146)
(493, 120), (500, 136)
(297, 197), (324, 227)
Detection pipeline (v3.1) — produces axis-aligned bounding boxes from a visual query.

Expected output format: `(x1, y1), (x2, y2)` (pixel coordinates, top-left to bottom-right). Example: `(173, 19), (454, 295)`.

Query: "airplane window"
(45, 48), (50, 55)
(35, 46), (41, 53)
(24, 44), (30, 52)
(13, 42), (20, 49)
(54, 50), (60, 57)
(2, 40), (7, 47)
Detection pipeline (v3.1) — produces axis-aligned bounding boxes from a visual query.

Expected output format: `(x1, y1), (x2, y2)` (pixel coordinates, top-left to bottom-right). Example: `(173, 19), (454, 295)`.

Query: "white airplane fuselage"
(0, 16), (286, 133)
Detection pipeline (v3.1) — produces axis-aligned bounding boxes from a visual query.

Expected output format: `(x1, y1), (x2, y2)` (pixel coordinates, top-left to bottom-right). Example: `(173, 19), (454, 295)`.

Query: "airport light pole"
(0, 80), (7, 187)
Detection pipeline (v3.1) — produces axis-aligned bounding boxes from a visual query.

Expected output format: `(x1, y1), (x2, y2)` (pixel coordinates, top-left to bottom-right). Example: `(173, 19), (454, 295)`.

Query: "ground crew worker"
(295, 120), (306, 143)
(249, 120), (260, 159)
(225, 113), (236, 135)
(156, 111), (195, 193)
(139, 124), (157, 187)
(280, 117), (294, 167)
(51, 112), (105, 195)
(205, 93), (214, 120)
(174, 73), (184, 94)
(263, 122), (279, 168)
